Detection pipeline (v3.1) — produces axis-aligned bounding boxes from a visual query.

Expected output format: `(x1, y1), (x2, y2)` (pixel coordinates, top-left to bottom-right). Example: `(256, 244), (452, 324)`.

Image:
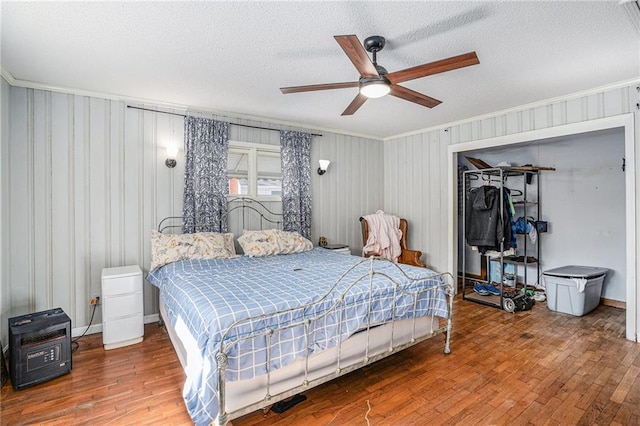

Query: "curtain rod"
(126, 105), (322, 137)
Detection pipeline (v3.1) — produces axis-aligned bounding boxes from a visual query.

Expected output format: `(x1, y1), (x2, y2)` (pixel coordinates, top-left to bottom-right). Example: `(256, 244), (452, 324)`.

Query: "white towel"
(572, 277), (587, 293)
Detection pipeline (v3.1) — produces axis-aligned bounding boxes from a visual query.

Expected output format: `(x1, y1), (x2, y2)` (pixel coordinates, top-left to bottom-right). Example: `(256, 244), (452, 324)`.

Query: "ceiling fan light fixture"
(359, 80), (391, 98)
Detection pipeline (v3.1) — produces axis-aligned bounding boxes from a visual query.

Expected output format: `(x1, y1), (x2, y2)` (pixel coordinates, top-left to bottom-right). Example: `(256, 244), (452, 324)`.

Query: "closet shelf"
(503, 256), (539, 264)
(465, 165), (553, 176)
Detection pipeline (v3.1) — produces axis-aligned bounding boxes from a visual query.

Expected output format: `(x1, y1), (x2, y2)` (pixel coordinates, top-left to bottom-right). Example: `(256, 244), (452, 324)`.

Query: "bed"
(146, 201), (454, 426)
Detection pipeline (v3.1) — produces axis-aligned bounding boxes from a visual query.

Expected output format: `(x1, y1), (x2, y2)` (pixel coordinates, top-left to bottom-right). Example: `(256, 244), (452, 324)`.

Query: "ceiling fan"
(280, 35), (479, 116)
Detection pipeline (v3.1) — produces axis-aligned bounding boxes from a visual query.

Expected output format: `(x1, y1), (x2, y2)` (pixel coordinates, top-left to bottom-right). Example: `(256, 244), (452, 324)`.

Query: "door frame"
(447, 114), (637, 341)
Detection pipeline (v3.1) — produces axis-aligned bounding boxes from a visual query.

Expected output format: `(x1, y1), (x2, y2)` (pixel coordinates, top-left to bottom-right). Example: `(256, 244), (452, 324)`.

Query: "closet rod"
(126, 105), (322, 137)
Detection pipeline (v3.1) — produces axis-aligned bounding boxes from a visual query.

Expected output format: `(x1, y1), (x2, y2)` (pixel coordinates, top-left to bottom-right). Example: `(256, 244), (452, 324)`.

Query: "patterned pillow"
(276, 230), (313, 254)
(150, 230), (237, 270)
(237, 229), (281, 257)
(236, 229), (313, 257)
(220, 232), (237, 256)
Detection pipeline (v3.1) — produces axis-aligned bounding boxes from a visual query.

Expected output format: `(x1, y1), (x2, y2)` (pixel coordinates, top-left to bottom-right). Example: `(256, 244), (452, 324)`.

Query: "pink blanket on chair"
(363, 210), (402, 261)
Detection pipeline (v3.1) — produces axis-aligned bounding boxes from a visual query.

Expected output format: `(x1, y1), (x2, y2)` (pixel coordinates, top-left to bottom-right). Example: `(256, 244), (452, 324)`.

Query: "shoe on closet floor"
(473, 282), (490, 296)
(484, 283), (501, 296)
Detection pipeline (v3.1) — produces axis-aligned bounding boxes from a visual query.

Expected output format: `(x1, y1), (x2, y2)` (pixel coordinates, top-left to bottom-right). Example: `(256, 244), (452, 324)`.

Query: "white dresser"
(101, 265), (144, 350)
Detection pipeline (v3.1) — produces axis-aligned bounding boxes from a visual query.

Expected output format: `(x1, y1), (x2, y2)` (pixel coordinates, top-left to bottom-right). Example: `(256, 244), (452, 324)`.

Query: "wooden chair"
(359, 217), (426, 268)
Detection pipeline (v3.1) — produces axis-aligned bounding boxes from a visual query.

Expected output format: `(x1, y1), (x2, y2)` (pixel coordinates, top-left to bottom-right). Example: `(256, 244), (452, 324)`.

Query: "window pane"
(228, 151), (248, 175)
(257, 151), (281, 179)
(228, 150), (248, 195)
(257, 178), (282, 196)
(229, 177), (248, 195)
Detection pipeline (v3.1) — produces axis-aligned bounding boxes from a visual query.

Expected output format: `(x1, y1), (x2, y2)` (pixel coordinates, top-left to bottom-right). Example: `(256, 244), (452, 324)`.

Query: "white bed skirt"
(160, 291), (441, 417)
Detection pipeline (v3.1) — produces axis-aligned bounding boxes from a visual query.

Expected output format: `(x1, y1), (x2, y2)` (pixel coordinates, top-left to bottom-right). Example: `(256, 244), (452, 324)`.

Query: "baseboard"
(71, 313), (160, 338)
(601, 298), (626, 309)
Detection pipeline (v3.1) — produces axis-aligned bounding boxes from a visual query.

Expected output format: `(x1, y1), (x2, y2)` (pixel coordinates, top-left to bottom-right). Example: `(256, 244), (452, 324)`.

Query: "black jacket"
(465, 186), (511, 253)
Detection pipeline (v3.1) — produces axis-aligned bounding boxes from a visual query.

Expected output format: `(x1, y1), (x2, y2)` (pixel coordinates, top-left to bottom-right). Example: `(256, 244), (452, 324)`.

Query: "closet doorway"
(447, 114), (637, 342)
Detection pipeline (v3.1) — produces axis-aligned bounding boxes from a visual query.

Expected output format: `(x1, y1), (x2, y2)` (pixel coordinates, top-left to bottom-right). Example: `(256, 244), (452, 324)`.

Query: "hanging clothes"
(505, 188), (517, 249)
(465, 185), (512, 254)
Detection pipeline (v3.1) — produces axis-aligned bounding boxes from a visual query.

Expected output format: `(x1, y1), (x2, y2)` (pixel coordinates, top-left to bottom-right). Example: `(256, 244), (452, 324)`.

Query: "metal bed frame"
(155, 198), (455, 425)
(158, 197), (283, 233)
(214, 258), (454, 425)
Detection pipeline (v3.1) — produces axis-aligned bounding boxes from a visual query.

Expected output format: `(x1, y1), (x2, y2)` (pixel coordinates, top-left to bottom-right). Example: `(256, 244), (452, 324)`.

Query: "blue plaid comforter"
(147, 248), (448, 425)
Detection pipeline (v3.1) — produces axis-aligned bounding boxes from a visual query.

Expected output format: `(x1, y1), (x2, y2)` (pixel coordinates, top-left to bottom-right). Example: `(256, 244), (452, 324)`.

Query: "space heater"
(8, 308), (72, 390)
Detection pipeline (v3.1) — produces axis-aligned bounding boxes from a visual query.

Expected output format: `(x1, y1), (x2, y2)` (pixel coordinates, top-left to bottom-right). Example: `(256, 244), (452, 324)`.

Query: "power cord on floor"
(71, 302), (98, 353)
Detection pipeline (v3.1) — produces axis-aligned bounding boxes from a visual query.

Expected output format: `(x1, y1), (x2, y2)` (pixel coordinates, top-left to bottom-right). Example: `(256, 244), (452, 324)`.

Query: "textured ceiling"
(2, 1), (639, 139)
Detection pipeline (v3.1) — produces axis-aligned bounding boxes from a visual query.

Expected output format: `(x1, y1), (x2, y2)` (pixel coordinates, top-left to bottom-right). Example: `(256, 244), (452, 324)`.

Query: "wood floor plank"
(610, 365), (640, 404)
(1, 297), (637, 425)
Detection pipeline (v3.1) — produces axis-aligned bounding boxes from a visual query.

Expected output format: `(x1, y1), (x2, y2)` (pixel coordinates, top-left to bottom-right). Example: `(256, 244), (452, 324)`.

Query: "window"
(228, 142), (281, 198)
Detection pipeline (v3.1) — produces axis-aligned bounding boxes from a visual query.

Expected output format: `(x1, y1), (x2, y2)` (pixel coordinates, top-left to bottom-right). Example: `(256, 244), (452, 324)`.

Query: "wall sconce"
(165, 144), (179, 168)
(318, 159), (330, 175)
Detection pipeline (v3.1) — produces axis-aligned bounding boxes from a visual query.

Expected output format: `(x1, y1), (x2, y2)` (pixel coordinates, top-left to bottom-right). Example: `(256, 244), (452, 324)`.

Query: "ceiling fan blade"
(389, 85), (442, 109)
(341, 93), (368, 116)
(280, 81), (359, 94)
(386, 52), (480, 84)
(334, 35), (379, 78)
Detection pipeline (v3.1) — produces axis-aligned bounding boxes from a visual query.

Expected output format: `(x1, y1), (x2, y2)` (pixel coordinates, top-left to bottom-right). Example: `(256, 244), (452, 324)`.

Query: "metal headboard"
(157, 197), (284, 233)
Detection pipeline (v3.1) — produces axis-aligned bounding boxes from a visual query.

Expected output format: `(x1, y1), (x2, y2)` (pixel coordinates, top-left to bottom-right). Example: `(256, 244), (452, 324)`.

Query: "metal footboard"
(214, 257), (455, 426)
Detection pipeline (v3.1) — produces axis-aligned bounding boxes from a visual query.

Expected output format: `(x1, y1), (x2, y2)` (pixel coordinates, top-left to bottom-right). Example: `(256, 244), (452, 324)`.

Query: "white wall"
(2, 85), (383, 334)
(1, 77), (9, 347)
(460, 128), (626, 300)
(383, 131), (449, 270)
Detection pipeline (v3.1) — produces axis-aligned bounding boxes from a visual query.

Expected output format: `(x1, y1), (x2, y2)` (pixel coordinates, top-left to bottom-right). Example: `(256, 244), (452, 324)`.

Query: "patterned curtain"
(280, 130), (312, 239)
(182, 116), (229, 233)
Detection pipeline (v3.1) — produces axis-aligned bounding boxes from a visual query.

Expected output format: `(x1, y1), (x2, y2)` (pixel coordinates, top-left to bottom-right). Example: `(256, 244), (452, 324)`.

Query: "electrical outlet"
(90, 296), (101, 306)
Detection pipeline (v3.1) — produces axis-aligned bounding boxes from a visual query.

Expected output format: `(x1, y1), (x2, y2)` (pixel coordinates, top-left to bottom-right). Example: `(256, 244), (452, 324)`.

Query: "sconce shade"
(318, 159), (330, 175)
(166, 144), (179, 159)
(165, 144), (179, 168)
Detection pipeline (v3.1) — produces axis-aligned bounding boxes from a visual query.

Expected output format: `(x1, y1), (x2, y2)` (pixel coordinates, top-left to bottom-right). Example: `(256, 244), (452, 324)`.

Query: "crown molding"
(4, 65), (636, 143)
(0, 69), (383, 141)
(384, 77), (640, 141)
(0, 66), (17, 86)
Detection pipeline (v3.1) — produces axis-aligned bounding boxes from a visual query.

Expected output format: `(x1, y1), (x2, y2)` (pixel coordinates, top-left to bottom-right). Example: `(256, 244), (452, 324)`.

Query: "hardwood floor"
(2, 296), (638, 425)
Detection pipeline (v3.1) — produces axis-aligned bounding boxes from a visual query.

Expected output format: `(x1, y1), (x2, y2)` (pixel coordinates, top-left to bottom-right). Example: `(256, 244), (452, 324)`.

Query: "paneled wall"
(2, 83), (383, 340)
(311, 132), (384, 253)
(384, 83), (640, 278)
(383, 129), (452, 271)
(1, 77), (10, 346)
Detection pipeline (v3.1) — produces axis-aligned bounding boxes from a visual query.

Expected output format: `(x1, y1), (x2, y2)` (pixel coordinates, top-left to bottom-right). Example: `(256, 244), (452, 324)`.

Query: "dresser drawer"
(102, 274), (141, 296)
(103, 292), (143, 320)
(103, 315), (143, 345)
